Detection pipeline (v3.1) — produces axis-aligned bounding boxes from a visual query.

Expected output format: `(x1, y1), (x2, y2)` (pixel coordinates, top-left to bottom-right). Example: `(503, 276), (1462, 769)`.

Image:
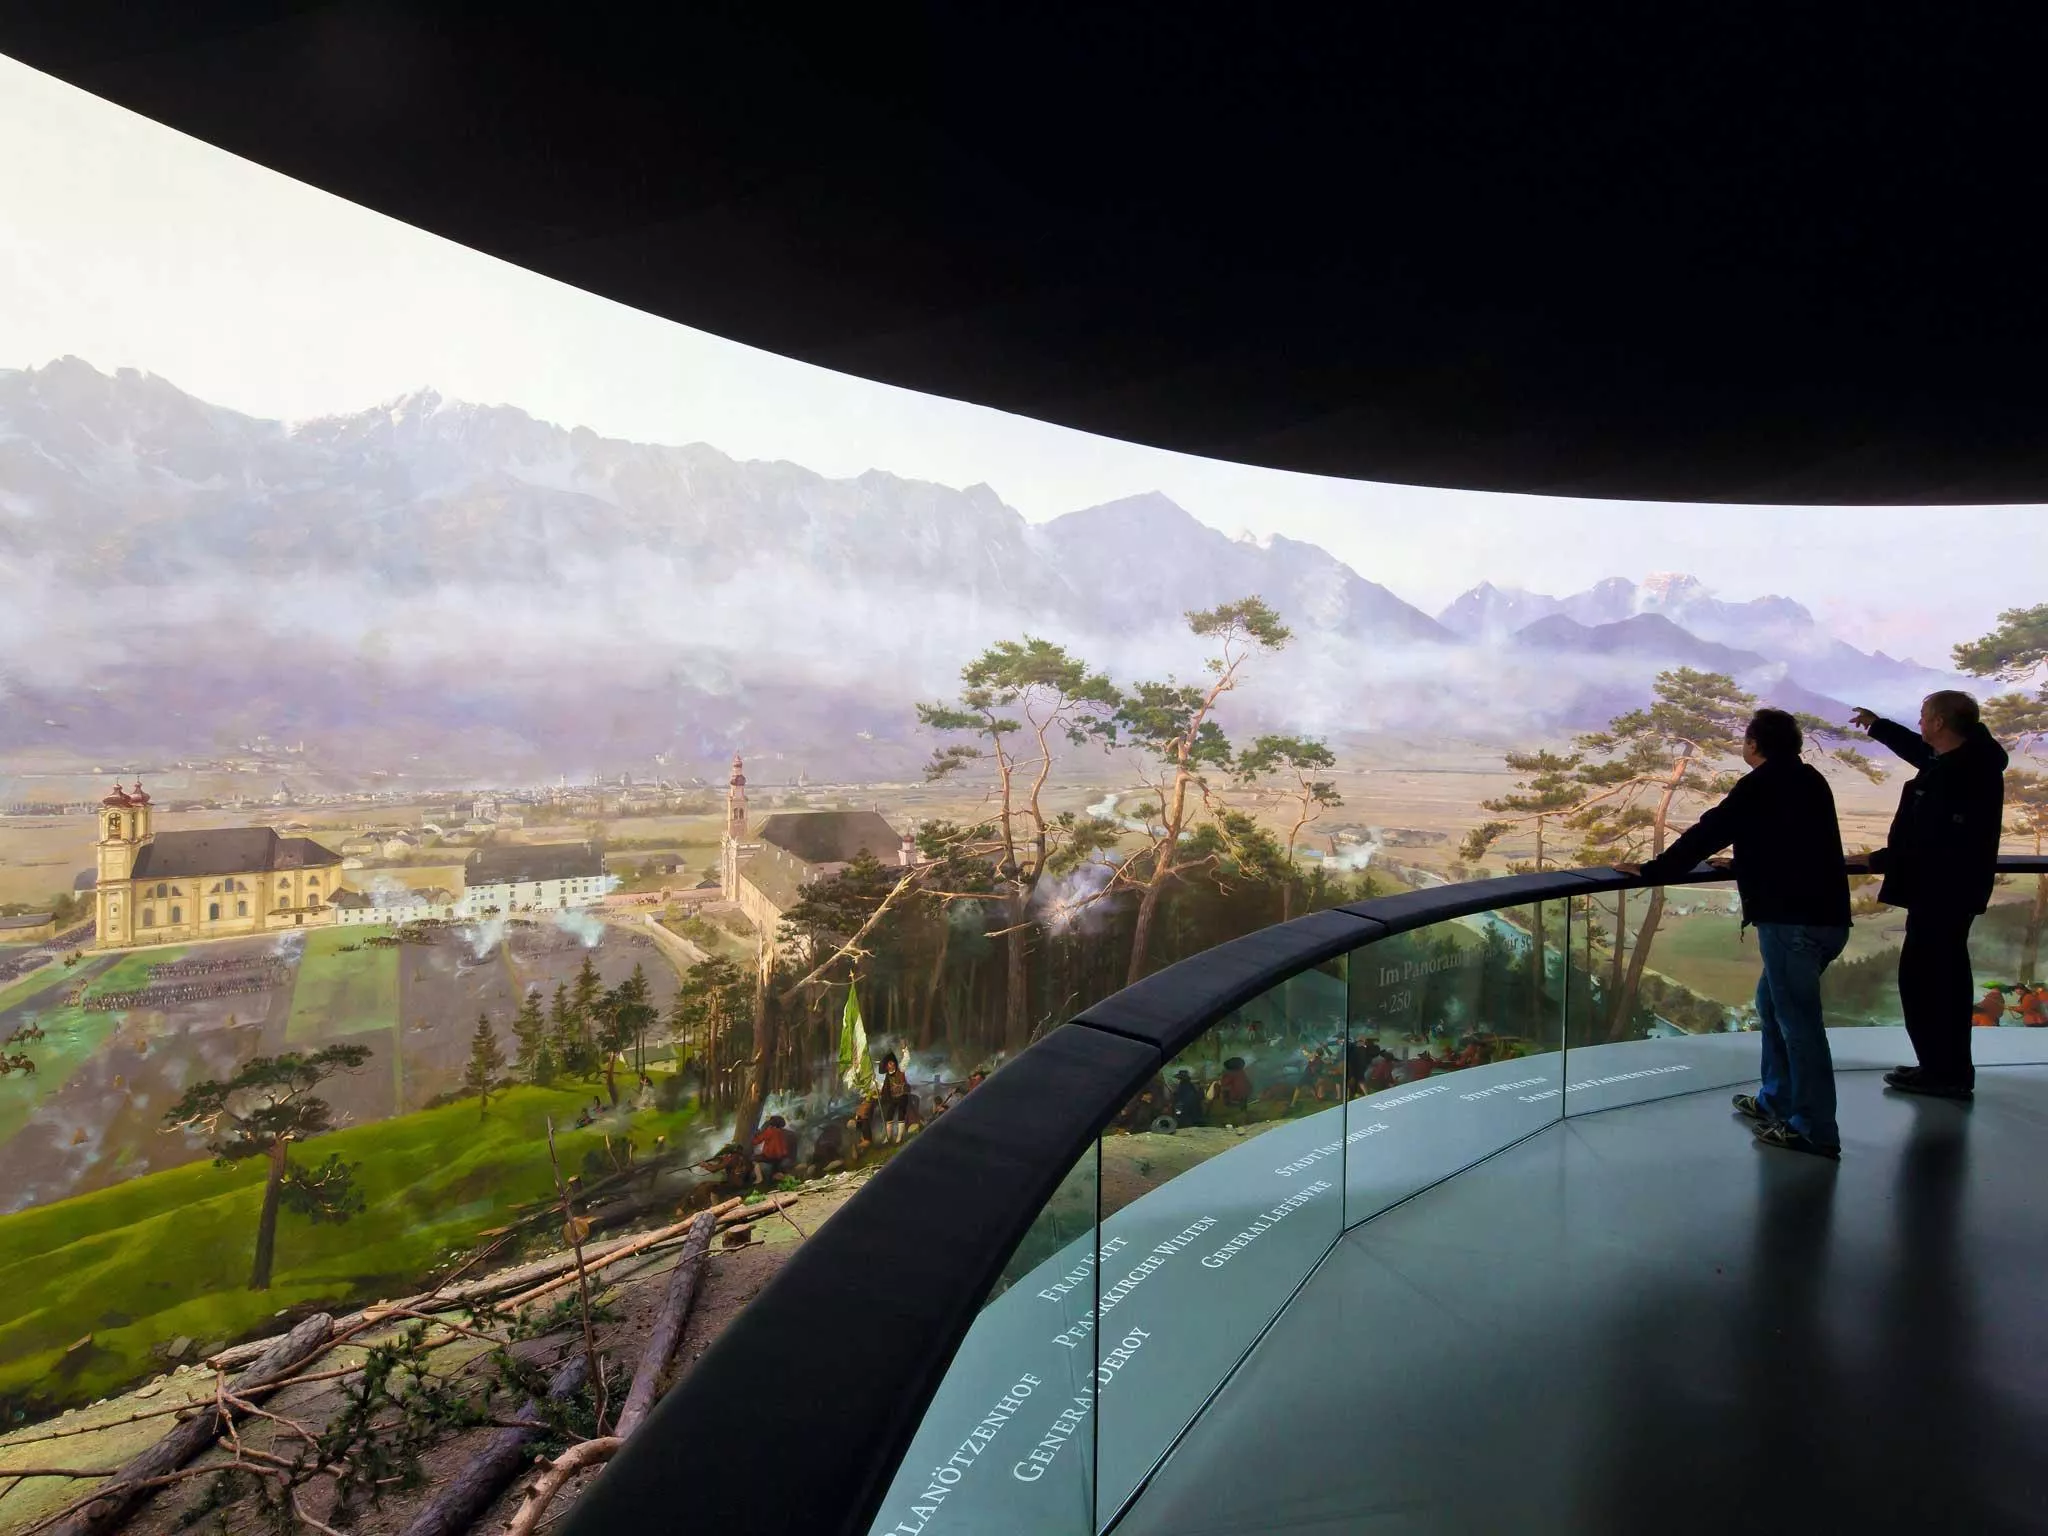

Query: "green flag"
(839, 984), (871, 1093)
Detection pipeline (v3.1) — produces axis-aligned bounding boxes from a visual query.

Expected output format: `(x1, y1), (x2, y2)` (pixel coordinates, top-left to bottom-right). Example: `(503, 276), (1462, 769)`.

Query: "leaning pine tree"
(161, 1045), (371, 1290)
(1107, 597), (1293, 985)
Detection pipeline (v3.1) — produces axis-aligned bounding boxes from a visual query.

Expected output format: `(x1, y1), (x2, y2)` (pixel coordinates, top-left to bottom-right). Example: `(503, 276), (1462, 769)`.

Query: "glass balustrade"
(868, 866), (2048, 1536)
(1091, 953), (1351, 1524)
(868, 1147), (1102, 1536)
(1343, 897), (1569, 1227)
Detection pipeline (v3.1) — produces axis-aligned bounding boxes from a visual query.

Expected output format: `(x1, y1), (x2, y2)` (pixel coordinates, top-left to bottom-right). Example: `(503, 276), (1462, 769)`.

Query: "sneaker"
(1885, 1074), (1973, 1101)
(1731, 1092), (1768, 1122)
(1753, 1119), (1841, 1159)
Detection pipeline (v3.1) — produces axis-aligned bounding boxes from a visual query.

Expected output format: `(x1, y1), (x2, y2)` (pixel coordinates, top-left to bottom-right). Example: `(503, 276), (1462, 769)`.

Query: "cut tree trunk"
(397, 1352), (590, 1536)
(1127, 875), (1167, 987)
(1004, 895), (1030, 1055)
(52, 1313), (333, 1536)
(613, 1210), (718, 1437)
(730, 956), (777, 1152)
(918, 918), (950, 1048)
(247, 1141), (288, 1291)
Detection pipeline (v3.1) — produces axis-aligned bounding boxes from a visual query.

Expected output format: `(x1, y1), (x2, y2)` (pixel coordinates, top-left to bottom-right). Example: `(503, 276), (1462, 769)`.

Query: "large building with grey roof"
(718, 755), (914, 941)
(91, 783), (342, 947)
(457, 841), (610, 917)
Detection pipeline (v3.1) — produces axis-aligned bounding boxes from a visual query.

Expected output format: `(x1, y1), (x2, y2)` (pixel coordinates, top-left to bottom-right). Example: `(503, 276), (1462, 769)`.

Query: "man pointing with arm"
(1852, 692), (2009, 1100)
(1618, 708), (1852, 1158)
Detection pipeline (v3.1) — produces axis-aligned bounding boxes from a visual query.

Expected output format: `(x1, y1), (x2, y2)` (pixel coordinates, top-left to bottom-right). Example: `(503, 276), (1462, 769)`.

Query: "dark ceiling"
(6, 4), (2048, 503)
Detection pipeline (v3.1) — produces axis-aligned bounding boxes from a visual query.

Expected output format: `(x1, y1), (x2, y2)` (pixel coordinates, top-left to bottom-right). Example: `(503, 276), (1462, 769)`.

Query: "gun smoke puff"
(1033, 858), (1119, 935)
(550, 908), (607, 948)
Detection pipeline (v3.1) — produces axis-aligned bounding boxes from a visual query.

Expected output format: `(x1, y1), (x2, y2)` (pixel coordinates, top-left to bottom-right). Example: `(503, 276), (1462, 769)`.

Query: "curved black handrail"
(562, 858), (2048, 1536)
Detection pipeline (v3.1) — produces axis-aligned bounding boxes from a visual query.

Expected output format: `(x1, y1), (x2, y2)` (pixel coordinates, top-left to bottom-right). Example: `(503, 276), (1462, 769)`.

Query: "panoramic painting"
(2, 50), (2045, 1536)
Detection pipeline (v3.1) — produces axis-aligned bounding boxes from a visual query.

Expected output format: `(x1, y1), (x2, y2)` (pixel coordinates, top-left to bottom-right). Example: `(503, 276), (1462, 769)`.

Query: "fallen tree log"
(499, 1215), (714, 1311)
(396, 1352), (590, 1536)
(614, 1211), (718, 1437)
(205, 1209), (740, 1370)
(504, 1436), (622, 1536)
(505, 1209), (723, 1536)
(51, 1313), (334, 1536)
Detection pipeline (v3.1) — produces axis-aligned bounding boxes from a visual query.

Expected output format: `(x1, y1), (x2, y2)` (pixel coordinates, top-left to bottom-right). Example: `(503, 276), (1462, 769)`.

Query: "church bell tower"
(721, 754), (749, 901)
(94, 781), (152, 946)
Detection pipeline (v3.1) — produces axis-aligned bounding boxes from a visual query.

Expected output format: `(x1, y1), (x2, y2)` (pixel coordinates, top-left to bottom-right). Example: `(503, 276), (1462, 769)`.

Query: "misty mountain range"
(0, 358), (1966, 781)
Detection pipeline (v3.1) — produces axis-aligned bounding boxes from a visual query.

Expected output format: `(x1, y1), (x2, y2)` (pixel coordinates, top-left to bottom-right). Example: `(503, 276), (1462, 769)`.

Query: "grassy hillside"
(0, 1083), (699, 1413)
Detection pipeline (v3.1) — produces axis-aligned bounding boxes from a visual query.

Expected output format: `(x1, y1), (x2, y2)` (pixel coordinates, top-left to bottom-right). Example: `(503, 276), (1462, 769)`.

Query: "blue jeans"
(1754, 923), (1851, 1147)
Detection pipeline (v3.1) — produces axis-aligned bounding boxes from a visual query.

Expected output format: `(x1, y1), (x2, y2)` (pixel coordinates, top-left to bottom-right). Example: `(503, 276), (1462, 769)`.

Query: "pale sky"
(0, 50), (2037, 662)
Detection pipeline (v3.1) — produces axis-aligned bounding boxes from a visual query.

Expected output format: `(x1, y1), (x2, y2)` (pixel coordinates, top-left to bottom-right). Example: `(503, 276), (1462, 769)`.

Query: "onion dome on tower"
(129, 782), (151, 804)
(102, 783), (134, 808)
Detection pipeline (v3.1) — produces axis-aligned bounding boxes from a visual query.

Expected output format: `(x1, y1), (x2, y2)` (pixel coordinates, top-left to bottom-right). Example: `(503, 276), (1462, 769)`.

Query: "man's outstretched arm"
(1852, 707), (1936, 768)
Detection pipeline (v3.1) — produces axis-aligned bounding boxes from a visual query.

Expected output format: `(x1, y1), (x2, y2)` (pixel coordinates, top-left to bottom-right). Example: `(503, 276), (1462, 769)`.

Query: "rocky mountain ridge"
(0, 359), (1965, 775)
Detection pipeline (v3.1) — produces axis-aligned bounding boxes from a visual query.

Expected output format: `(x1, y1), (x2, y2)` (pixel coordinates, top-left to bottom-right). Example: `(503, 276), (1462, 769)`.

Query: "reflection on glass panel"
(1565, 879), (1768, 1111)
(1343, 899), (1568, 1226)
(1092, 956), (1348, 1528)
(1815, 878), (2048, 1071)
(1951, 883), (2048, 1070)
(867, 1147), (1100, 1536)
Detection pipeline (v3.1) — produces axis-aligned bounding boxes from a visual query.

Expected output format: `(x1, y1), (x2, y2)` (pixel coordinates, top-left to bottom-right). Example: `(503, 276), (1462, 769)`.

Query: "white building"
(331, 885), (459, 925)
(458, 842), (611, 917)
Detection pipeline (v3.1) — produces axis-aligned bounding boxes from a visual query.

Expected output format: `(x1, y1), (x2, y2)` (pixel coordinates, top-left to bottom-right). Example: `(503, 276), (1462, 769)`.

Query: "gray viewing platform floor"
(1114, 1065), (2048, 1536)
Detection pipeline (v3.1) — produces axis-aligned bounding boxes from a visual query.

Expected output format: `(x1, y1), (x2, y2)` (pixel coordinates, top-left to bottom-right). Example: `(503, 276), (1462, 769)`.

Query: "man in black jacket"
(1623, 708), (1852, 1158)
(1852, 691), (2010, 1100)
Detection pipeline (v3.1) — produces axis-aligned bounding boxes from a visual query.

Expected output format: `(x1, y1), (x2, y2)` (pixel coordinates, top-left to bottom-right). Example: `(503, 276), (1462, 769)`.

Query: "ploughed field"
(0, 918), (683, 1214)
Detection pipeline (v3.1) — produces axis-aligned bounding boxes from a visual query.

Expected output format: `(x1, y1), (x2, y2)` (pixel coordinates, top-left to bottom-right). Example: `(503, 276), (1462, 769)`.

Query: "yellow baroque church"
(92, 783), (342, 948)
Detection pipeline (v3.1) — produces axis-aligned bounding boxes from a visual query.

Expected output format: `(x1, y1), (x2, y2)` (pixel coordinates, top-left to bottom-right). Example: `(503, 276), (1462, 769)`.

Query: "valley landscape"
(4, 40), (2046, 1533)
(0, 363), (2040, 1536)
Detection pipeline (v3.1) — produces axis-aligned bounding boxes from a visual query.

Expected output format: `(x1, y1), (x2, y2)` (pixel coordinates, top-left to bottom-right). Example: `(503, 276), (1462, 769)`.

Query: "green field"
(286, 926), (398, 1043)
(0, 1084), (699, 1411)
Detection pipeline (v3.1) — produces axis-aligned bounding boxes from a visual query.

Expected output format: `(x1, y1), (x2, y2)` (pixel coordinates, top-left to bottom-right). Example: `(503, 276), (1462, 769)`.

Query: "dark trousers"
(1899, 909), (1977, 1087)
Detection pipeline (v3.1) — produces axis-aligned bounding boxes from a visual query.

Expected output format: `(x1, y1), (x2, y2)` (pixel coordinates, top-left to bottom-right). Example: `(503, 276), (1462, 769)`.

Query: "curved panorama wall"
(1, 49), (2044, 1535)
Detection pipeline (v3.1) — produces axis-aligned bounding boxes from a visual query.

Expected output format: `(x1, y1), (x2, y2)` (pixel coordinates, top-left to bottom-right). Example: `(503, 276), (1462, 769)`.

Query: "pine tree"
(1232, 735), (1342, 920)
(918, 637), (1121, 1051)
(511, 987), (548, 1080)
(464, 1013), (507, 1119)
(161, 1046), (371, 1289)
(1107, 597), (1293, 985)
(571, 954), (603, 1045)
(1572, 669), (1754, 1038)
(549, 980), (593, 1078)
(1460, 748), (1587, 1028)
(615, 963), (657, 1075)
